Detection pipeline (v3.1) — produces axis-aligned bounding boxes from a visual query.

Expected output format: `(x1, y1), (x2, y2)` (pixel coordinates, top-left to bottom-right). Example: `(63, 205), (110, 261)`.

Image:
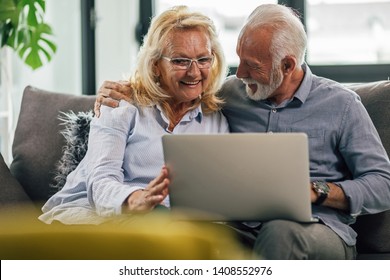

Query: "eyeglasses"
(161, 56), (214, 70)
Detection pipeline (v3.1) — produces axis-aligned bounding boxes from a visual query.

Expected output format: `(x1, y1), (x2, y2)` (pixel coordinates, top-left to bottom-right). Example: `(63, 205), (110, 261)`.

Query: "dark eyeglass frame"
(161, 55), (214, 70)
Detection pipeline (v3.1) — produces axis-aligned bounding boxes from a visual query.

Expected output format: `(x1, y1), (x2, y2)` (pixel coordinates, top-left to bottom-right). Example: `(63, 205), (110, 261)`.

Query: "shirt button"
(272, 109), (277, 113)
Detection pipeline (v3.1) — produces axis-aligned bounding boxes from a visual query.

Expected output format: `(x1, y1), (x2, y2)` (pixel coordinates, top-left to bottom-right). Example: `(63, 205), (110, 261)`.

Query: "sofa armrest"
(0, 153), (36, 212)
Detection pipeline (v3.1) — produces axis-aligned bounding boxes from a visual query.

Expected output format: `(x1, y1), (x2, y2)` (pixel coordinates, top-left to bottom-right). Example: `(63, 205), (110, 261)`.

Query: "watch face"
(313, 181), (330, 194)
(313, 181), (329, 205)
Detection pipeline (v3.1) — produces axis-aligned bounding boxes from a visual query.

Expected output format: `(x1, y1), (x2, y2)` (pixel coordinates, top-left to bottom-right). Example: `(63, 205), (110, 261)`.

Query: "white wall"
(96, 0), (140, 86)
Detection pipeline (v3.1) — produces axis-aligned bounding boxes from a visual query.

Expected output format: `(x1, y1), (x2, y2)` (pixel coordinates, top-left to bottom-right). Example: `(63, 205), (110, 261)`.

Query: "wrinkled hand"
(94, 80), (133, 117)
(124, 167), (170, 213)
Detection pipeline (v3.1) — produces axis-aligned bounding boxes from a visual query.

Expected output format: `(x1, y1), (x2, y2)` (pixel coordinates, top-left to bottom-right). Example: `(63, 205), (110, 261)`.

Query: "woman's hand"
(124, 167), (170, 213)
(94, 80), (133, 117)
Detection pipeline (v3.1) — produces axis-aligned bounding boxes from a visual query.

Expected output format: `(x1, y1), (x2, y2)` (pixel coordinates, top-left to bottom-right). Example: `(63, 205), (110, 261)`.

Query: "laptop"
(162, 133), (317, 223)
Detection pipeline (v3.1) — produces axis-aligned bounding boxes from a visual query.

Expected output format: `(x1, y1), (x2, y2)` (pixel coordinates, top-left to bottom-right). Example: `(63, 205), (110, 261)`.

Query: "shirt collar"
(260, 63), (312, 108)
(292, 63), (313, 104)
(156, 103), (203, 126)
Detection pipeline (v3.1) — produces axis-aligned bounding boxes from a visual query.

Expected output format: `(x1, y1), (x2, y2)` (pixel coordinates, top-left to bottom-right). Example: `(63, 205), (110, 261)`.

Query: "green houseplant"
(0, 0), (56, 70)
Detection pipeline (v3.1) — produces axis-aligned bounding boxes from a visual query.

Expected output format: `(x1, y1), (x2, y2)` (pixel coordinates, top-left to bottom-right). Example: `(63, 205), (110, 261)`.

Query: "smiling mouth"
(181, 81), (200, 86)
(248, 83), (258, 94)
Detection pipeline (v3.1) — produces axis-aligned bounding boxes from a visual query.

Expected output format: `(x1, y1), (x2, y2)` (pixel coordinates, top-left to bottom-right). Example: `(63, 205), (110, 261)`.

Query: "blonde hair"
(129, 6), (228, 119)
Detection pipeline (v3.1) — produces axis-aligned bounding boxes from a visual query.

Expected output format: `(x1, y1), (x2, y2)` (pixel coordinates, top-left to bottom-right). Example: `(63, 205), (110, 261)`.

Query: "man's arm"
(334, 95), (390, 216)
(94, 80), (132, 117)
(310, 182), (350, 211)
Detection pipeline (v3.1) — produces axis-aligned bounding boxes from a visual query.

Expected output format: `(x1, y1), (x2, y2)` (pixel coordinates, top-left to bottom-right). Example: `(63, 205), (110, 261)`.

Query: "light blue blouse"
(39, 101), (229, 224)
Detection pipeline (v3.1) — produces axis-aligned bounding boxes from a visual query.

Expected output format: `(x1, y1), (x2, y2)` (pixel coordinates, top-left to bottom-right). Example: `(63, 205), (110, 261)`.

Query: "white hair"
(242, 4), (307, 66)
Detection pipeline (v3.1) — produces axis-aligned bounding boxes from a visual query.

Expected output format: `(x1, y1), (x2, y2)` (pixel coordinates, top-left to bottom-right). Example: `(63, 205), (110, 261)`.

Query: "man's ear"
(281, 56), (297, 75)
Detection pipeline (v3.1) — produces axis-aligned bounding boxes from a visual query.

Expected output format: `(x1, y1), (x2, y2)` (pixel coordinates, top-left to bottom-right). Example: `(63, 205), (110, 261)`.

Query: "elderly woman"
(39, 6), (229, 224)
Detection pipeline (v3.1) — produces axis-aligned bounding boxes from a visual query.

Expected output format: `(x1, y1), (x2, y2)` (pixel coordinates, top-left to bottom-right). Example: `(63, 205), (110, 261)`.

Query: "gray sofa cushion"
(10, 86), (95, 206)
(353, 211), (390, 254)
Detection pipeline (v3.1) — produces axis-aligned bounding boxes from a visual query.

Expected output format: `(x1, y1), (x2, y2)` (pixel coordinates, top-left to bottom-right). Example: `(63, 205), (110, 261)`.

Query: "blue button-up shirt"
(39, 102), (229, 225)
(220, 64), (390, 246)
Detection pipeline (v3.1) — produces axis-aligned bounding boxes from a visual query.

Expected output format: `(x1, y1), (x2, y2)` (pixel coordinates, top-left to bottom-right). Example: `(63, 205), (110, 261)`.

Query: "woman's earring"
(156, 81), (161, 87)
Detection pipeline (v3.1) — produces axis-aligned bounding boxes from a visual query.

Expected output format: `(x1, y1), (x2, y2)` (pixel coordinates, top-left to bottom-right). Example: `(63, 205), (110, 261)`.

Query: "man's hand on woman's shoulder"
(94, 80), (132, 117)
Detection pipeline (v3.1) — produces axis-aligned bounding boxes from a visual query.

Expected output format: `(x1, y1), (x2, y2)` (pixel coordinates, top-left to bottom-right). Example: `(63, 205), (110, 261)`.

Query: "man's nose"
(235, 62), (247, 79)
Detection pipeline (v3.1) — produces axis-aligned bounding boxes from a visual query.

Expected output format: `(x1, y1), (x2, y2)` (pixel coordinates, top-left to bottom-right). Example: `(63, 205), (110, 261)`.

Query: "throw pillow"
(50, 110), (93, 193)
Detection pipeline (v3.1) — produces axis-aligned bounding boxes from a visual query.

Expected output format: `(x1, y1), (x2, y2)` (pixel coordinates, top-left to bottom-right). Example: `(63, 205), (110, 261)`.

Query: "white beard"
(242, 67), (283, 101)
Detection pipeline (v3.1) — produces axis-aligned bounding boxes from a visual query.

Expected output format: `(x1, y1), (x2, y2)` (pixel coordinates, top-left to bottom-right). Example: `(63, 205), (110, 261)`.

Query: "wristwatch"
(312, 181), (330, 205)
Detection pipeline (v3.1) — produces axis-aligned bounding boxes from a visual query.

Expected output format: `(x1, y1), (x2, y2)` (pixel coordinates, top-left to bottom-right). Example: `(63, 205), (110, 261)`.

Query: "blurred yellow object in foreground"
(0, 205), (249, 260)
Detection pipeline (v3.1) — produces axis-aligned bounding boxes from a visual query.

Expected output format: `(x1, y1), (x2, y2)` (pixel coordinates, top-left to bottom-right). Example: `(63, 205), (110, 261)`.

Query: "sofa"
(0, 81), (389, 259)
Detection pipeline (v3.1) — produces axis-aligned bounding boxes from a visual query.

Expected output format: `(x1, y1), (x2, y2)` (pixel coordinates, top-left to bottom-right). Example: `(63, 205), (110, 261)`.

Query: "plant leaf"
(0, 0), (17, 21)
(40, 36), (56, 53)
(17, 22), (56, 70)
(0, 0), (19, 47)
(1, 0), (56, 70)
(0, 21), (13, 47)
